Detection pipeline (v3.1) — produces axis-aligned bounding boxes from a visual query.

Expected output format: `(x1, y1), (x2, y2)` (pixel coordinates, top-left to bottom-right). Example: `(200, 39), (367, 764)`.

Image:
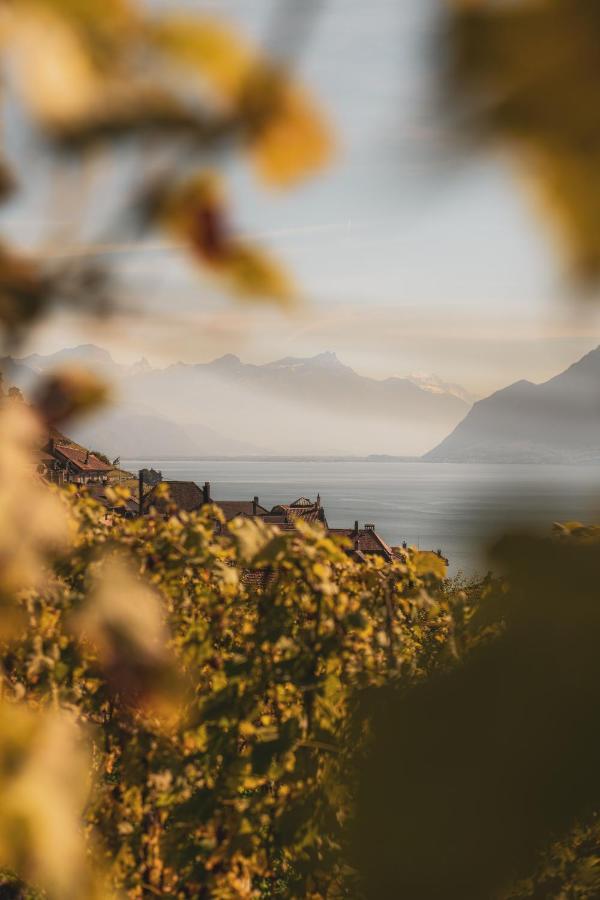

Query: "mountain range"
(1, 345), (470, 457)
(424, 345), (600, 463)
(3, 343), (599, 462)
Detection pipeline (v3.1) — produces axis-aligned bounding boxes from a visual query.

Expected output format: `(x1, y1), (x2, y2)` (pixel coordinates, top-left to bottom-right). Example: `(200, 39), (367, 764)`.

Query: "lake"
(122, 460), (600, 576)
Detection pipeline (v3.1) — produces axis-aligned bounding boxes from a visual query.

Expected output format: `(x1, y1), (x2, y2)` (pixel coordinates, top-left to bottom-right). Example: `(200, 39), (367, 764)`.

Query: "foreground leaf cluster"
(0, 468), (458, 898)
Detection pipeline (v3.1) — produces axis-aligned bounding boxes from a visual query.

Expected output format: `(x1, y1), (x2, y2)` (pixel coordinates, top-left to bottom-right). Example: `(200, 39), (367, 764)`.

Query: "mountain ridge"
(424, 346), (600, 464)
(4, 344), (472, 456)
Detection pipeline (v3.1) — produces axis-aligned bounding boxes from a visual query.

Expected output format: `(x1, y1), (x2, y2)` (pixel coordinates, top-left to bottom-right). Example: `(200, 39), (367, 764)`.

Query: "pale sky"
(8, 0), (600, 396)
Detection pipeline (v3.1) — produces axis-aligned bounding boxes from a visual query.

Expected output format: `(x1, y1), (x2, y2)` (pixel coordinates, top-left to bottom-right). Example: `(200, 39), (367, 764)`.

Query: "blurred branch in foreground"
(443, 0), (600, 288)
(0, 0), (334, 351)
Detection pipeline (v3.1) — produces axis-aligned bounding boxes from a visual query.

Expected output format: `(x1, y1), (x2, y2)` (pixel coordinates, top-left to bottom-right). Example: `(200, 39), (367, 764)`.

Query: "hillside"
(68, 408), (266, 459)
(424, 346), (600, 463)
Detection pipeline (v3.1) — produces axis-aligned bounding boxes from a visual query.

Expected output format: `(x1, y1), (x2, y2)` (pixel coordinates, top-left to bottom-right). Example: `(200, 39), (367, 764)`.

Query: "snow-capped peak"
(405, 372), (477, 405)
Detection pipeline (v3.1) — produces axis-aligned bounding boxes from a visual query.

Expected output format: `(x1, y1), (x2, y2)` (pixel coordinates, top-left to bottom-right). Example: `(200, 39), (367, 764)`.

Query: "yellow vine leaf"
(0, 705), (104, 900)
(160, 172), (295, 305)
(245, 75), (334, 188)
(76, 555), (181, 717)
(2, 4), (101, 127)
(38, 0), (136, 48)
(0, 404), (69, 602)
(412, 550), (448, 580)
(221, 243), (294, 305)
(152, 16), (255, 103)
(153, 15), (334, 187)
(446, 0), (600, 284)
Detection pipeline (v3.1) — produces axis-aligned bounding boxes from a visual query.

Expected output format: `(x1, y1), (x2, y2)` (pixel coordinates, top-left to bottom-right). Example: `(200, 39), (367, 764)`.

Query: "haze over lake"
(122, 460), (600, 575)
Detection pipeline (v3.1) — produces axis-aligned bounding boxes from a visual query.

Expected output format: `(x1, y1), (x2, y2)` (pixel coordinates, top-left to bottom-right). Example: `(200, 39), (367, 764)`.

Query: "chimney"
(253, 496), (259, 515)
(365, 524), (375, 531)
(316, 493), (321, 508)
(203, 481), (211, 504)
(354, 520), (359, 534)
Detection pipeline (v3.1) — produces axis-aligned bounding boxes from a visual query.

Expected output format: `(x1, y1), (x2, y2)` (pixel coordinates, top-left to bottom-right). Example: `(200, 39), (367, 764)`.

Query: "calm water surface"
(122, 460), (600, 575)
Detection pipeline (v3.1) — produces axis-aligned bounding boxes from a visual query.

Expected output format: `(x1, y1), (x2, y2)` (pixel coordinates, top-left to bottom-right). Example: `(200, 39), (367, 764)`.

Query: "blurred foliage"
(0, 413), (462, 896)
(353, 524), (600, 899)
(1, 1), (600, 898)
(445, 0), (600, 286)
(155, 173), (295, 305)
(0, 404), (68, 607)
(507, 817), (600, 900)
(0, 0), (333, 348)
(32, 366), (109, 426)
(0, 704), (103, 900)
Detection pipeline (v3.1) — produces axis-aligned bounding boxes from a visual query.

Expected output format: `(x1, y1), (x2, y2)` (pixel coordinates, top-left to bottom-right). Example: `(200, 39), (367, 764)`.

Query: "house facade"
(40, 438), (113, 485)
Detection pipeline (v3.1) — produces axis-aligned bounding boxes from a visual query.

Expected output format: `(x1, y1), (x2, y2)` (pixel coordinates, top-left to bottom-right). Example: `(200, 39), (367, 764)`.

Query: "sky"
(7, 0), (600, 397)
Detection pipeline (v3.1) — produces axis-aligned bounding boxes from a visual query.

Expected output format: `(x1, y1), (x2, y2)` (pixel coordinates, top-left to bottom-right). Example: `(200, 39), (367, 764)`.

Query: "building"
(81, 482), (141, 519)
(328, 521), (399, 563)
(141, 479), (206, 515)
(39, 437), (113, 485)
(35, 449), (60, 481)
(141, 479), (271, 522)
(137, 477), (447, 569)
(212, 498), (270, 522)
(140, 480), (326, 531)
(141, 479), (270, 530)
(267, 495), (328, 528)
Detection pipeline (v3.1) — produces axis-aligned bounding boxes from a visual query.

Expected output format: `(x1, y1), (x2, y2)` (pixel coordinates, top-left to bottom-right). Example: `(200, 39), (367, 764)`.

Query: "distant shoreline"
(122, 455), (422, 464)
(121, 456), (600, 466)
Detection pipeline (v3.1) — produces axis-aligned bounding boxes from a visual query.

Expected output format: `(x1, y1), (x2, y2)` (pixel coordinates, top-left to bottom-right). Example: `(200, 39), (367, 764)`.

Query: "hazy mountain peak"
(210, 354), (243, 369)
(267, 351), (347, 371)
(22, 343), (115, 369)
(61, 343), (113, 360)
(311, 351), (341, 366)
(482, 379), (536, 402)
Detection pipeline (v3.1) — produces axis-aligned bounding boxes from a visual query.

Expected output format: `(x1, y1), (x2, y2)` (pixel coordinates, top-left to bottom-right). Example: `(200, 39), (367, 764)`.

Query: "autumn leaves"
(0, 1), (333, 313)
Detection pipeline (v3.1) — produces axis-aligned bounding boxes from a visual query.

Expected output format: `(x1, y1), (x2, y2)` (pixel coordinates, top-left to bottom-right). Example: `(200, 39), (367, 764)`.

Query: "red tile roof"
(261, 514), (291, 526)
(143, 480), (204, 513)
(53, 444), (112, 472)
(80, 483), (139, 514)
(142, 483), (272, 520)
(214, 500), (269, 521)
(329, 526), (394, 561)
(270, 500), (327, 526)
